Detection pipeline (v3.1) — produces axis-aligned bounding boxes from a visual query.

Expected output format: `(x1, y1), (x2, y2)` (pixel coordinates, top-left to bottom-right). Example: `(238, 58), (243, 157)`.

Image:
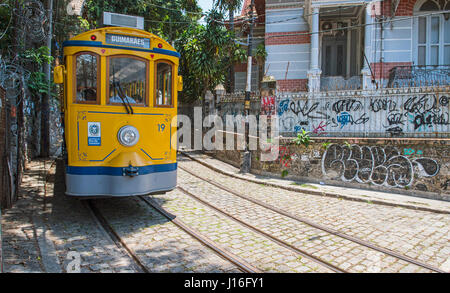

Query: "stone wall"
(181, 87), (450, 200)
(212, 137), (450, 201)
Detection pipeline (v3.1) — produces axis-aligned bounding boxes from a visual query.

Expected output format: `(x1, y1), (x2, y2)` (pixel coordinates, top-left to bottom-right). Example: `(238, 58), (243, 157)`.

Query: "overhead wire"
(228, 0), (385, 25)
(249, 9), (450, 41)
(146, 2), (204, 16)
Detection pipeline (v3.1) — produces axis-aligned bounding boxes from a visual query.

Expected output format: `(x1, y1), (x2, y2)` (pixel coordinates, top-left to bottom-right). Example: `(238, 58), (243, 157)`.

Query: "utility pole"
(41, 0), (53, 157)
(228, 7), (235, 93)
(240, 0), (255, 173)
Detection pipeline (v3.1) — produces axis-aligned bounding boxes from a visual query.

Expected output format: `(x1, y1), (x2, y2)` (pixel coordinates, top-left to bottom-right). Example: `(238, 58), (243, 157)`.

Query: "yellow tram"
(54, 26), (182, 197)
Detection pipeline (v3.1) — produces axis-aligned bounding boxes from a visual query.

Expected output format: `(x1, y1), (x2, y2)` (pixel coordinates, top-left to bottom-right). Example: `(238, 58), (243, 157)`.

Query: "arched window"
(74, 52), (100, 104)
(419, 0), (439, 11)
(415, 0), (450, 66)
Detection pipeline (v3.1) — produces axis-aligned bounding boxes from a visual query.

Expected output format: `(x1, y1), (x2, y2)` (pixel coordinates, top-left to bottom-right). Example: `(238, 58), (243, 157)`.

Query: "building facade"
(235, 0), (449, 92)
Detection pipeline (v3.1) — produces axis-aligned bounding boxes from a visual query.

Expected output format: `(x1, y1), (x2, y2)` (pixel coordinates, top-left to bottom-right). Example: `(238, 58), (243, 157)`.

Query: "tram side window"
(155, 62), (173, 107)
(75, 53), (99, 103)
(109, 56), (147, 105)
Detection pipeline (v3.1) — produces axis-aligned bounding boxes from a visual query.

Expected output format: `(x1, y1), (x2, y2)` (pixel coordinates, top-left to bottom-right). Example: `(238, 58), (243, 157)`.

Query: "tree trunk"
(41, 0), (54, 158)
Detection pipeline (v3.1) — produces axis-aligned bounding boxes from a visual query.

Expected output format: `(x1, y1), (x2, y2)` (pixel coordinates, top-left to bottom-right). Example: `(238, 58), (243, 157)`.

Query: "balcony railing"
(388, 65), (450, 88)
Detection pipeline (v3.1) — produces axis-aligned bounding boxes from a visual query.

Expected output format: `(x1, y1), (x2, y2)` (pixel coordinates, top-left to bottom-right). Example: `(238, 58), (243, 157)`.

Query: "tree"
(214, 0), (243, 93)
(53, 0), (202, 47)
(176, 9), (234, 103)
(81, 0), (201, 42)
(0, 1), (13, 55)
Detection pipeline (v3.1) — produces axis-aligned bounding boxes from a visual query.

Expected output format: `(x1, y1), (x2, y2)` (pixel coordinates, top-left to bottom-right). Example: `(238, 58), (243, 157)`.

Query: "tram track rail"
(177, 160), (447, 273)
(84, 197), (262, 273)
(84, 200), (150, 273)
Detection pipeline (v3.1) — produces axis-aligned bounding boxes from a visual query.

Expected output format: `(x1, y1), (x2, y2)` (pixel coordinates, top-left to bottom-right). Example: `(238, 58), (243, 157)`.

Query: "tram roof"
(68, 27), (177, 55)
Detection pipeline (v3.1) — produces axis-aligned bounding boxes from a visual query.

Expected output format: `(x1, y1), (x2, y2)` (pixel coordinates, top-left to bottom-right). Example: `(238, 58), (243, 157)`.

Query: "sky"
(197, 0), (215, 12)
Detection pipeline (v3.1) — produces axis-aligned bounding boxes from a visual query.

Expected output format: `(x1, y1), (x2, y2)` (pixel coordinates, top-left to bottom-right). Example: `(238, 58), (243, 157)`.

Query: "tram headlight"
(118, 125), (139, 147)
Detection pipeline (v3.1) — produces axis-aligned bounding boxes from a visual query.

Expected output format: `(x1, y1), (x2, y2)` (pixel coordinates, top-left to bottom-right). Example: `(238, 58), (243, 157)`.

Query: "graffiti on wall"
(220, 101), (260, 128)
(220, 102), (245, 129)
(278, 93), (449, 136)
(261, 96), (276, 116)
(321, 144), (440, 188)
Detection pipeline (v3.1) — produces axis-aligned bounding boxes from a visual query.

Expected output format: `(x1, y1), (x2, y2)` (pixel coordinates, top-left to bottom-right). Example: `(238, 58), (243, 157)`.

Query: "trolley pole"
(240, 0), (255, 173)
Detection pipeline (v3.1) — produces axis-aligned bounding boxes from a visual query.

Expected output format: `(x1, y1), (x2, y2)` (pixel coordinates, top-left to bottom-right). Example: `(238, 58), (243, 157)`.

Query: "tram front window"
(108, 56), (148, 106)
(75, 53), (99, 103)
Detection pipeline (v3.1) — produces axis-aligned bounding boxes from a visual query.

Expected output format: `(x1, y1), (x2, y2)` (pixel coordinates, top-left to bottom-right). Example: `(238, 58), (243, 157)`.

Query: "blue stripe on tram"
(62, 41), (181, 58)
(66, 163), (177, 176)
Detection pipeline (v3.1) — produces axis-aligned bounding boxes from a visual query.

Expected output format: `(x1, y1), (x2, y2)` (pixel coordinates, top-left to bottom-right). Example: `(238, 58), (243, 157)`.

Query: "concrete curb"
(180, 151), (450, 215)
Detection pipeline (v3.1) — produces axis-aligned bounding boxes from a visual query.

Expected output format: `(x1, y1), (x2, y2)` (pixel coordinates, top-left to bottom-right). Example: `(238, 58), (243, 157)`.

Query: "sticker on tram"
(87, 122), (101, 146)
(105, 33), (151, 49)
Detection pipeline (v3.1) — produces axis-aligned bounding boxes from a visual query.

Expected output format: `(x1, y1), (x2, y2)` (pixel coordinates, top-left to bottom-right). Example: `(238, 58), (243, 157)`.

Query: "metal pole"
(42, 0), (53, 157)
(228, 8), (235, 93)
(241, 0), (255, 173)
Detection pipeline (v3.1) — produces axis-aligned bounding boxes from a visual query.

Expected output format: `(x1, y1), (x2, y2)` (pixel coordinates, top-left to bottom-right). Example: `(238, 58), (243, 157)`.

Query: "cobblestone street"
(1, 154), (450, 273)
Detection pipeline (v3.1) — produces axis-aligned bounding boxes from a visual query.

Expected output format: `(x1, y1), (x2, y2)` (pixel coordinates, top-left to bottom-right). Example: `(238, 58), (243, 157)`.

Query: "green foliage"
(232, 44), (247, 64)
(176, 10), (234, 102)
(293, 129), (313, 147)
(78, 16), (91, 31)
(80, 0), (201, 42)
(54, 1), (202, 51)
(214, 0), (243, 13)
(21, 47), (54, 66)
(0, 2), (13, 54)
(344, 141), (351, 148)
(322, 142), (331, 149)
(255, 43), (267, 64)
(282, 153), (291, 161)
(27, 72), (55, 97)
(281, 170), (289, 178)
(18, 46), (55, 97)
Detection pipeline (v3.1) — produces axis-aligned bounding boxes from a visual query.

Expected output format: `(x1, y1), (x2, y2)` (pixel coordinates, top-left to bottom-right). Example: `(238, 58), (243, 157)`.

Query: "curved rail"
(176, 186), (347, 273)
(178, 163), (446, 273)
(138, 196), (263, 273)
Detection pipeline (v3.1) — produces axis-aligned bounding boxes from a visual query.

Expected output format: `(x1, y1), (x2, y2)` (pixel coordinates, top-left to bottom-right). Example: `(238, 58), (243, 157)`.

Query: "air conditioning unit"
(102, 12), (144, 30)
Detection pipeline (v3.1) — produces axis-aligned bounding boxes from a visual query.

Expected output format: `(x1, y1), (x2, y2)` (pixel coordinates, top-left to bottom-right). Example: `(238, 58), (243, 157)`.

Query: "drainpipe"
(362, 3), (375, 90)
(379, 15), (385, 88)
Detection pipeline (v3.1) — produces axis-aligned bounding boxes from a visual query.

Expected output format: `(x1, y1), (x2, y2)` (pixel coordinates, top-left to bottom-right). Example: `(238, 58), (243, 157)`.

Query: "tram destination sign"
(105, 33), (150, 49)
